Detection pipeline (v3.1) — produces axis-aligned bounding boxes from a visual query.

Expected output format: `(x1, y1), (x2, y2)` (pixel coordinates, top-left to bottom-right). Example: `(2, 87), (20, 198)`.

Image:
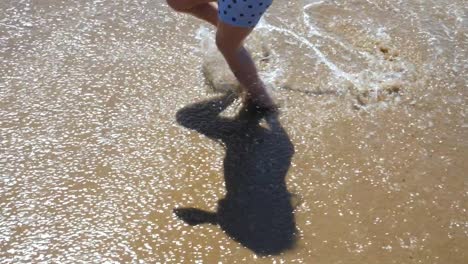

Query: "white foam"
(257, 19), (359, 86)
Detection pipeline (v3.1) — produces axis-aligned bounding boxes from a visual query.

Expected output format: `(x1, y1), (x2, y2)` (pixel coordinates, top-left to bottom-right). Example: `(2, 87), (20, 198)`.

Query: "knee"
(166, 0), (187, 12)
(215, 35), (225, 53)
(215, 34), (238, 56)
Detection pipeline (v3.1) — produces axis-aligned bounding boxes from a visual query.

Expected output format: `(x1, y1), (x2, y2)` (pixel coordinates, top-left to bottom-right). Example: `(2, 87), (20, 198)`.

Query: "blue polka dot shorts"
(218, 0), (273, 28)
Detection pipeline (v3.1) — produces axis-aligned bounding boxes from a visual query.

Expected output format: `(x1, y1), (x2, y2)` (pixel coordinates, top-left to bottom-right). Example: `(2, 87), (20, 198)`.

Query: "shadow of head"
(174, 93), (297, 255)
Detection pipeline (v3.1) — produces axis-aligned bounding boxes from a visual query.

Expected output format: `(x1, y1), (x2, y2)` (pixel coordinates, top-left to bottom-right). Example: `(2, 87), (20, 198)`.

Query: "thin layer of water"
(1, 0), (467, 263)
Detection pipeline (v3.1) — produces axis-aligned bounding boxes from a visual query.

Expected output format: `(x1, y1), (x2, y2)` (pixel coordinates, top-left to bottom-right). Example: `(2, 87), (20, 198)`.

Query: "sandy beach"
(1, 0), (467, 262)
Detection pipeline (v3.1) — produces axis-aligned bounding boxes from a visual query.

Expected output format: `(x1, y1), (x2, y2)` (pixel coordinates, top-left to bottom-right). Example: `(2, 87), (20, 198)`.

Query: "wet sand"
(1, 0), (467, 263)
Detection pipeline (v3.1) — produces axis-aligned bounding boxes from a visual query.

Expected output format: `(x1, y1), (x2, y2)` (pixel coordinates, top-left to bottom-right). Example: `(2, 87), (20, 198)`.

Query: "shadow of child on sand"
(173, 92), (297, 256)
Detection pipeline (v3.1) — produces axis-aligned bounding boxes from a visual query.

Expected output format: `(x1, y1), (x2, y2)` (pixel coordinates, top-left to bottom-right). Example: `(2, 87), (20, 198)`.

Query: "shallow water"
(1, 0), (467, 263)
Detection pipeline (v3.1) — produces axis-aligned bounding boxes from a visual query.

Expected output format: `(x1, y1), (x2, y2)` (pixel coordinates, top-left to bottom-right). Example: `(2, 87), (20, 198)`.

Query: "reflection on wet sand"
(174, 93), (296, 255)
(1, 0), (467, 262)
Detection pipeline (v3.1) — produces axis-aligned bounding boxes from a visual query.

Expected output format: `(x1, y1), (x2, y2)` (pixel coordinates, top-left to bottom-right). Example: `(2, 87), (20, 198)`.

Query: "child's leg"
(215, 22), (275, 109)
(168, 0), (275, 108)
(166, 0), (218, 26)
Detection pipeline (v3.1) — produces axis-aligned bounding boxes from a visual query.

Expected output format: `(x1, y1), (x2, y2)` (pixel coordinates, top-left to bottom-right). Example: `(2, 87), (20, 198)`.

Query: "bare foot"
(244, 93), (278, 113)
